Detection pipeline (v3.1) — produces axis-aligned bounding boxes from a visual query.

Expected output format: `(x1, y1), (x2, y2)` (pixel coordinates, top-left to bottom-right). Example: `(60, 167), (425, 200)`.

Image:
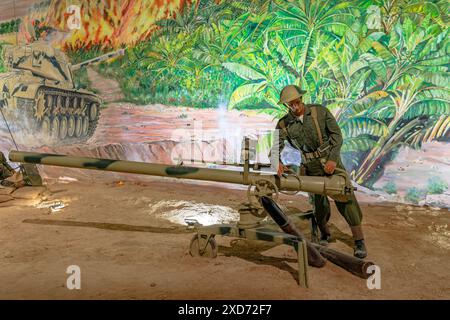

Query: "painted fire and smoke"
(1, 0), (448, 206)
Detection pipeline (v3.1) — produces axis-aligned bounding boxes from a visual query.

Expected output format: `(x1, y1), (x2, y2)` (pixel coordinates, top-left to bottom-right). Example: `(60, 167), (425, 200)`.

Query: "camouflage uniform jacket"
(273, 104), (343, 164)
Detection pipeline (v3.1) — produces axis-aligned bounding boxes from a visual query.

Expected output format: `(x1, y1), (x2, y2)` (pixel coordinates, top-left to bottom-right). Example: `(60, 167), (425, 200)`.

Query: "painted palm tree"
(314, 19), (391, 112)
(139, 34), (192, 89)
(154, 1), (205, 36)
(193, 22), (256, 69)
(345, 18), (449, 185)
(225, 0), (356, 116)
(309, 24), (391, 161)
(271, 0), (356, 90)
(371, 0), (446, 34)
(182, 19), (259, 94)
(353, 79), (449, 185)
(222, 0), (277, 50)
(224, 51), (293, 117)
(195, 0), (234, 30)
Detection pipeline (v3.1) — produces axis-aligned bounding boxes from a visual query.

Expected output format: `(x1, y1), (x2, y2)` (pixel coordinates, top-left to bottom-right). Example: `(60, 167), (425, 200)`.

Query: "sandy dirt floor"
(0, 173), (449, 300)
(0, 58), (449, 300)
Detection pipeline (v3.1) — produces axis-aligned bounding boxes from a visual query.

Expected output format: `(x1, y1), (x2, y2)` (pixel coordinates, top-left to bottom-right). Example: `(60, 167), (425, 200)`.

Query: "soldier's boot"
(318, 224), (331, 246)
(351, 225), (367, 259)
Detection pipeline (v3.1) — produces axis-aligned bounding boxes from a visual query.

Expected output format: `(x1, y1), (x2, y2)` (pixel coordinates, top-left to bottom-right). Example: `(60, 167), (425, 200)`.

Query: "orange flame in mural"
(40, 0), (190, 49)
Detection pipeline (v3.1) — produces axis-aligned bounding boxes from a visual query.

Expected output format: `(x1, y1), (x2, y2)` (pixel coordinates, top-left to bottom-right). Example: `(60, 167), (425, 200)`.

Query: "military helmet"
(278, 85), (306, 104)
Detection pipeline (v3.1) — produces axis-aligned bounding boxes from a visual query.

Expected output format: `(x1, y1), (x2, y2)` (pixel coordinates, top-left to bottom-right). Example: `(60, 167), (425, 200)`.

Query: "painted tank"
(0, 41), (124, 144)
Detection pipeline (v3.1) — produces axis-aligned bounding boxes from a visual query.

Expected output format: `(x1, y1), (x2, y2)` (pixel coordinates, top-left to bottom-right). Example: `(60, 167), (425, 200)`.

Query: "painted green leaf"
(404, 100), (450, 120)
(256, 131), (274, 153)
(420, 71), (450, 87)
(342, 136), (378, 152)
(405, 2), (440, 18)
(365, 100), (396, 120)
(341, 117), (389, 138)
(228, 82), (266, 110)
(349, 60), (368, 77)
(222, 62), (266, 81)
(372, 41), (396, 67)
(360, 53), (387, 81)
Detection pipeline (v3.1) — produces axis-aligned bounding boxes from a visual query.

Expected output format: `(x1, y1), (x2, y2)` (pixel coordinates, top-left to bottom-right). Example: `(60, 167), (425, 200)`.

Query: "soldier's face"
(287, 97), (305, 116)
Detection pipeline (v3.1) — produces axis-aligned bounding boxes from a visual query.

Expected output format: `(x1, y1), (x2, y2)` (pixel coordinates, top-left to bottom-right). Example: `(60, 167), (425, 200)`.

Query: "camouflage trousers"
(303, 158), (363, 227)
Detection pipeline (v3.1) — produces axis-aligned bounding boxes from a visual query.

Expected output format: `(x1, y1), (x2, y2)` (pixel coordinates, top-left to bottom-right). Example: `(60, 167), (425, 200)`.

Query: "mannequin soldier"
(0, 152), (42, 188)
(0, 151), (14, 182)
(271, 85), (367, 258)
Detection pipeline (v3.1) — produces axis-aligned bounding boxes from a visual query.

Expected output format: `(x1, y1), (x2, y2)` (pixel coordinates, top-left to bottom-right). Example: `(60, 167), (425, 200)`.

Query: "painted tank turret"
(0, 41), (124, 144)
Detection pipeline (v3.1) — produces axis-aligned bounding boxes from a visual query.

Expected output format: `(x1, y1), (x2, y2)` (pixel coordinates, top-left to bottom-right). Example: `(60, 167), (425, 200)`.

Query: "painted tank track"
(17, 86), (101, 146)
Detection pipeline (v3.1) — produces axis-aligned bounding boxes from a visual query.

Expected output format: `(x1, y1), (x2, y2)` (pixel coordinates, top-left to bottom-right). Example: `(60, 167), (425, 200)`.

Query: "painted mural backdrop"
(0, 0), (449, 203)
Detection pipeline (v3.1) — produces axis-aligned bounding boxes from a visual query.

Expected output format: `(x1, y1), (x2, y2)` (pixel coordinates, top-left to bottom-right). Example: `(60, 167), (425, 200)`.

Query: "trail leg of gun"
(260, 196), (326, 268)
(260, 196), (374, 278)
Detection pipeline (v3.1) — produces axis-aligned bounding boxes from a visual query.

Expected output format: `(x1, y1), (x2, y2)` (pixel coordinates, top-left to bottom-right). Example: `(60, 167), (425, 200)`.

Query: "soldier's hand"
(277, 163), (287, 177)
(324, 160), (337, 174)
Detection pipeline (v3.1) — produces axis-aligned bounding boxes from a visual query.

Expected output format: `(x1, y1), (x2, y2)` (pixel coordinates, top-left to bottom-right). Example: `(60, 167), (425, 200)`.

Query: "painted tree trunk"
(353, 119), (421, 186)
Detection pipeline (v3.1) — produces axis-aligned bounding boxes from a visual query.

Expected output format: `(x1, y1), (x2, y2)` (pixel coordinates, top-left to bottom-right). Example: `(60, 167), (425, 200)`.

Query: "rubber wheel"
(89, 103), (98, 120)
(81, 116), (89, 136)
(74, 116), (83, 137)
(67, 115), (76, 137)
(59, 116), (68, 139)
(41, 116), (51, 136)
(50, 116), (60, 139)
(189, 234), (218, 258)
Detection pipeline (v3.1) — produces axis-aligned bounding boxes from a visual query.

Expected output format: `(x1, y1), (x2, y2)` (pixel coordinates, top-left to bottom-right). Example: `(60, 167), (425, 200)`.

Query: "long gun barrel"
(10, 150), (370, 279)
(71, 48), (126, 71)
(9, 151), (352, 198)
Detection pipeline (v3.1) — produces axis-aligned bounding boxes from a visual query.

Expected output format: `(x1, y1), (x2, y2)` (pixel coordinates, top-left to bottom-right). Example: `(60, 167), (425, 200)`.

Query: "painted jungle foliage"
(3, 0), (450, 188)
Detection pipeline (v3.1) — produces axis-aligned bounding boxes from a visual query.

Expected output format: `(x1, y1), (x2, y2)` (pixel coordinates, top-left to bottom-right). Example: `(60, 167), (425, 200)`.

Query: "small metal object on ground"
(189, 233), (218, 258)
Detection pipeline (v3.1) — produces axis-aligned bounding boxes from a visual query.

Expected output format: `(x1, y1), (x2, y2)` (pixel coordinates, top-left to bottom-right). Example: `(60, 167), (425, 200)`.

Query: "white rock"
(57, 176), (78, 183)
